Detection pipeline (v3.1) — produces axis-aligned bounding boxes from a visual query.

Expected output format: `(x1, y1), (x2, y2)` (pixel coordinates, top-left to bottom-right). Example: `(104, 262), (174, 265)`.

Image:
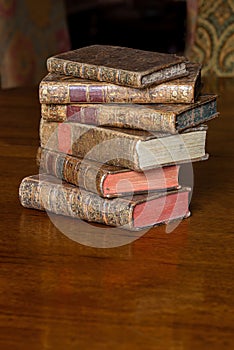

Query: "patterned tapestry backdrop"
(185, 0), (234, 76)
(0, 0), (71, 88)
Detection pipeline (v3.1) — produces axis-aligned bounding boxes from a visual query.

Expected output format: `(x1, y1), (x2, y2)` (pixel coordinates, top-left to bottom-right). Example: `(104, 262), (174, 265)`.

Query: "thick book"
(46, 45), (188, 88)
(19, 174), (191, 231)
(41, 94), (218, 134)
(39, 62), (201, 104)
(37, 148), (180, 198)
(40, 120), (208, 171)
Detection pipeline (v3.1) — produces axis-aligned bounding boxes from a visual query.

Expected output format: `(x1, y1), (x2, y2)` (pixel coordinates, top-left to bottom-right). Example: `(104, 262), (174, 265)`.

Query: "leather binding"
(19, 174), (191, 231)
(40, 62), (201, 105)
(46, 45), (187, 88)
(39, 119), (209, 171)
(37, 148), (180, 198)
(41, 94), (218, 133)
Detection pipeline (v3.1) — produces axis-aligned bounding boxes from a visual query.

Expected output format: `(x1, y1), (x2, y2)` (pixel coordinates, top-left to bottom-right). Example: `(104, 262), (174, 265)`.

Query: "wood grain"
(0, 80), (233, 349)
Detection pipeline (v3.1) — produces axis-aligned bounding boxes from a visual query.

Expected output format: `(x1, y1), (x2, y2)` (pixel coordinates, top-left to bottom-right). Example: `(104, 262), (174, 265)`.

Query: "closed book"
(39, 62), (200, 104)
(19, 174), (191, 231)
(37, 148), (180, 198)
(41, 94), (218, 134)
(46, 45), (187, 88)
(39, 120), (209, 171)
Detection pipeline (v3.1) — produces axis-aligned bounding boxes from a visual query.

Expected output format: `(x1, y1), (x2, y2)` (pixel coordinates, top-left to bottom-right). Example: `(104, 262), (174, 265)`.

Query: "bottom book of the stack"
(19, 174), (191, 231)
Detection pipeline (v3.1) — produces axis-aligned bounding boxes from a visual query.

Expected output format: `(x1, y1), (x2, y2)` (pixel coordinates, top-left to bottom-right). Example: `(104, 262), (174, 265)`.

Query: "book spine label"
(40, 120), (141, 171)
(41, 104), (177, 133)
(39, 81), (195, 104)
(38, 149), (108, 197)
(19, 176), (134, 229)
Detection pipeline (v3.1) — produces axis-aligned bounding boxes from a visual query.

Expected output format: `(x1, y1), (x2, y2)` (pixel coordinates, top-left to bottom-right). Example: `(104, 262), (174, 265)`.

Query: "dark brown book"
(40, 62), (201, 104)
(41, 94), (218, 133)
(19, 174), (191, 231)
(37, 148), (180, 198)
(40, 119), (209, 171)
(46, 45), (188, 88)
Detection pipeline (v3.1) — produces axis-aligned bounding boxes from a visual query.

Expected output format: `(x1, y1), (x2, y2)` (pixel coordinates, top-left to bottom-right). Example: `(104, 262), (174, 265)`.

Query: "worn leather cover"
(39, 119), (208, 171)
(46, 45), (187, 88)
(19, 174), (190, 231)
(37, 148), (181, 198)
(37, 147), (136, 197)
(40, 62), (201, 104)
(41, 94), (218, 133)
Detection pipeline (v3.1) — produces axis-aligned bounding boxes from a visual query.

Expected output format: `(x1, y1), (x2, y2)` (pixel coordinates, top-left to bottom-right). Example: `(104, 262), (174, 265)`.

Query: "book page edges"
(136, 130), (207, 170)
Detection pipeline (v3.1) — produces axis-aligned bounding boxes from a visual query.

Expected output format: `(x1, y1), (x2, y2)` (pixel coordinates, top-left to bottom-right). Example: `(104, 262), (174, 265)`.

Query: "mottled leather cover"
(37, 147), (136, 197)
(41, 94), (218, 133)
(40, 62), (201, 104)
(40, 119), (208, 171)
(19, 174), (190, 231)
(46, 45), (187, 88)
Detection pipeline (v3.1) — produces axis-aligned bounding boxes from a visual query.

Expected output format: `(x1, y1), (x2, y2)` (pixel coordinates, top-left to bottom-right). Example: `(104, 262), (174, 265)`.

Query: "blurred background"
(66, 0), (187, 54)
(0, 0), (233, 88)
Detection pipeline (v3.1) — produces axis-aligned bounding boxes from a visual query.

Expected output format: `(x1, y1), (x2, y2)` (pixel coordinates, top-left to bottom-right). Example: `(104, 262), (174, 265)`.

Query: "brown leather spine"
(41, 103), (177, 133)
(41, 94), (217, 134)
(38, 147), (125, 197)
(39, 119), (141, 171)
(39, 62), (201, 104)
(19, 174), (135, 230)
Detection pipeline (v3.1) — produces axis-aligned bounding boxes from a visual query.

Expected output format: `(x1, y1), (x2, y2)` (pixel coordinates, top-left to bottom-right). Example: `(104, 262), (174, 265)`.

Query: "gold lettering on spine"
(80, 63), (85, 79)
(81, 107), (85, 124)
(86, 85), (90, 103)
(97, 66), (102, 81)
(102, 200), (109, 225)
(116, 69), (121, 85)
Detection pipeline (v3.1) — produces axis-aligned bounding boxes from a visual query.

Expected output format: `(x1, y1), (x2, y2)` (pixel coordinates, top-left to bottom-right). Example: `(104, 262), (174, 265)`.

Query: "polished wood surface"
(0, 79), (233, 350)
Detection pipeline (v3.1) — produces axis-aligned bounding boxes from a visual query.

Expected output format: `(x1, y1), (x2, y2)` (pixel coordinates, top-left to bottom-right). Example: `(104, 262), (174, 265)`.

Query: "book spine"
(19, 176), (134, 229)
(40, 120), (141, 171)
(39, 80), (195, 104)
(41, 104), (177, 133)
(177, 100), (218, 131)
(47, 58), (141, 88)
(38, 148), (107, 197)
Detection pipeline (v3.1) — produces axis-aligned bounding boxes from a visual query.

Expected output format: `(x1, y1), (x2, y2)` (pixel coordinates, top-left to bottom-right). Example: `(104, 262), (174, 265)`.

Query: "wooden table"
(0, 79), (233, 350)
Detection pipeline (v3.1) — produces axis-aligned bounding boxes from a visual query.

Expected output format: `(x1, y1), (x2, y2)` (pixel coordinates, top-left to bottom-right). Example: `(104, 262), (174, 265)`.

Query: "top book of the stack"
(46, 45), (188, 89)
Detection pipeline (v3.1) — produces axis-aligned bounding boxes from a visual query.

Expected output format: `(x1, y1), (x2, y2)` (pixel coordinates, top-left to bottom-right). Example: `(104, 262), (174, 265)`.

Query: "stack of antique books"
(19, 45), (219, 231)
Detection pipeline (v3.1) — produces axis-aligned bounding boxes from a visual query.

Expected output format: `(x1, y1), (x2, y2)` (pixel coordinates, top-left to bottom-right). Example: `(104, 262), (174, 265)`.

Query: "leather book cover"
(46, 45), (188, 88)
(41, 94), (218, 133)
(39, 119), (209, 171)
(40, 62), (201, 104)
(37, 148), (180, 198)
(19, 174), (191, 231)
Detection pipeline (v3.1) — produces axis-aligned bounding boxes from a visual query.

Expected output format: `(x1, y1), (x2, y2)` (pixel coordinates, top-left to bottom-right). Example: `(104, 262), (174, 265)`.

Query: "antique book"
(46, 45), (188, 88)
(39, 62), (201, 104)
(19, 174), (191, 231)
(40, 120), (208, 171)
(41, 94), (218, 133)
(37, 148), (180, 198)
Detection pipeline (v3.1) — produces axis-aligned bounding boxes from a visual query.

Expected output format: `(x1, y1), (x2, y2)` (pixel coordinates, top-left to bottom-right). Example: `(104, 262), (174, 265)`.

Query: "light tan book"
(40, 119), (209, 171)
